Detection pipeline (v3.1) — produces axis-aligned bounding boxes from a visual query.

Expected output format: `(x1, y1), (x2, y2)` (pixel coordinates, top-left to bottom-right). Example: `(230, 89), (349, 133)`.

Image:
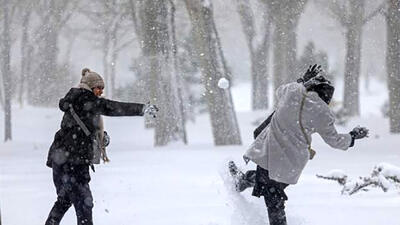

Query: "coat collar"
(78, 83), (92, 92)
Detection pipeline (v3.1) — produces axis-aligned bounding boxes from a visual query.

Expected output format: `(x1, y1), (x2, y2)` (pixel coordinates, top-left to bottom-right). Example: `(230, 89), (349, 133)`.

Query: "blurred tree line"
(0, 0), (399, 144)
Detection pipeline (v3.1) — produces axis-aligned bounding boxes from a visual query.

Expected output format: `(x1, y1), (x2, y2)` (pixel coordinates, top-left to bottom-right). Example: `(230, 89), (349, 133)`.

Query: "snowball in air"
(218, 78), (230, 89)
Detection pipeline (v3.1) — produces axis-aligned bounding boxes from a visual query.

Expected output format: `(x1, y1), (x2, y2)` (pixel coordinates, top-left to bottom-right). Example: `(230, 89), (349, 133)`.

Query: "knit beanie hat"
(80, 68), (105, 90)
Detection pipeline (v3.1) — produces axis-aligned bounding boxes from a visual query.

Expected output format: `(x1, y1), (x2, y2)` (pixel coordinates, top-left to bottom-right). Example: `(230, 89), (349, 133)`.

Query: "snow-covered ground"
(1, 80), (399, 225)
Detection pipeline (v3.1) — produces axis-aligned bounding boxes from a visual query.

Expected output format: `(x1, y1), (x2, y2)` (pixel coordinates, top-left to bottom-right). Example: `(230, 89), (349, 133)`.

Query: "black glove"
(143, 102), (159, 118)
(297, 64), (322, 83)
(350, 126), (369, 139)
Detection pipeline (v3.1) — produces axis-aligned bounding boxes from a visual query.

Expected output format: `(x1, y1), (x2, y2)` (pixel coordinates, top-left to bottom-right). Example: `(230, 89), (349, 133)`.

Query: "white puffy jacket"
(244, 82), (352, 184)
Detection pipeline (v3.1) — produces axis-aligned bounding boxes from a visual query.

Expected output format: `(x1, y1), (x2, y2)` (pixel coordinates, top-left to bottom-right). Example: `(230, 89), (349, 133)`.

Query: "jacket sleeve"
(59, 97), (69, 112)
(314, 107), (352, 150)
(95, 98), (145, 117)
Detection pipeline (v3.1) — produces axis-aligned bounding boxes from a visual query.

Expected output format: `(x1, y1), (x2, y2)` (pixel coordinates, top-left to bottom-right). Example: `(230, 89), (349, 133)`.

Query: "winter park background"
(1, 0), (400, 225)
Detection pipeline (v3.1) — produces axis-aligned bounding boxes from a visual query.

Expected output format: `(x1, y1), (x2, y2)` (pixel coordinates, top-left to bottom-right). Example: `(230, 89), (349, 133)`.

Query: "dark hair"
(308, 83), (334, 104)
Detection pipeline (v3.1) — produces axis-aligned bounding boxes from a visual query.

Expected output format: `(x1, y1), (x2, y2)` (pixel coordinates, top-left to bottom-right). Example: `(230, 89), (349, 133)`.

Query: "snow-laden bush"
(316, 163), (400, 195)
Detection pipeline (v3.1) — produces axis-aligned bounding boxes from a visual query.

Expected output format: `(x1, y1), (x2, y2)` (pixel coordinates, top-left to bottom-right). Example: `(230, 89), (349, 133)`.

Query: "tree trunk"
(342, 0), (364, 116)
(268, 0), (307, 99)
(272, 18), (297, 91)
(30, 1), (74, 106)
(386, 0), (400, 133)
(342, 27), (362, 116)
(109, 19), (121, 99)
(102, 36), (110, 96)
(236, 0), (271, 110)
(184, 0), (242, 146)
(37, 27), (59, 105)
(169, 0), (188, 144)
(1, 1), (12, 141)
(142, 0), (184, 146)
(32, 1), (60, 106)
(252, 44), (270, 109)
(18, 10), (31, 107)
(272, 22), (286, 96)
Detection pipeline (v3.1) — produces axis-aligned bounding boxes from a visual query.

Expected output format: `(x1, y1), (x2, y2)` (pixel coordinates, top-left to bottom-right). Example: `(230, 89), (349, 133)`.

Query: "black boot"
(228, 161), (256, 192)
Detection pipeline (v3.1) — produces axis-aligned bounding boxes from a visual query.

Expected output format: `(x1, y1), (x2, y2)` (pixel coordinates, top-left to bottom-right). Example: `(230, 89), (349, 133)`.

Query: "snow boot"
(228, 161), (256, 192)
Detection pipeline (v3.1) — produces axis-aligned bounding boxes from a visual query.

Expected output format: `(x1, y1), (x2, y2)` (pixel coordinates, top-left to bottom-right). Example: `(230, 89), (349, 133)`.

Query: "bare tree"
(169, 0), (188, 144)
(184, 0), (242, 146)
(29, 0), (77, 106)
(17, 0), (34, 106)
(385, 0), (400, 133)
(236, 0), (271, 110)
(81, 0), (136, 98)
(128, 0), (144, 46)
(141, 0), (186, 146)
(0, 0), (16, 141)
(264, 0), (308, 99)
(316, 0), (386, 116)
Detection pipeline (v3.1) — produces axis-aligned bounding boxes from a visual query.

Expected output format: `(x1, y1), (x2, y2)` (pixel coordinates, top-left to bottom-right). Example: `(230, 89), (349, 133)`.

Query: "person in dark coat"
(45, 68), (158, 225)
(229, 65), (369, 225)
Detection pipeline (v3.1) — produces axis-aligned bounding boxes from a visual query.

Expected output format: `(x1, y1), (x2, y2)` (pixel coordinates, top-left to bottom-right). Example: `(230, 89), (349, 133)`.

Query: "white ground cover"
(1, 80), (399, 225)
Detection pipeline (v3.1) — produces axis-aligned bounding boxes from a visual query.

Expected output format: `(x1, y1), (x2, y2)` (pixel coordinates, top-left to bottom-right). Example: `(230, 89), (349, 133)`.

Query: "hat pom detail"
(82, 68), (91, 76)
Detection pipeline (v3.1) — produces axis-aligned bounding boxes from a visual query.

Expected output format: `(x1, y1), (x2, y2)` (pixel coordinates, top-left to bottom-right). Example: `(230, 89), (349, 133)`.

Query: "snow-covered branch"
(316, 163), (400, 195)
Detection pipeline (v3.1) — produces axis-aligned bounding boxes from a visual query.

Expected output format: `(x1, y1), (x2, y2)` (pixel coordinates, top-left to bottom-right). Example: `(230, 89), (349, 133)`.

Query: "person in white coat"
(229, 65), (369, 225)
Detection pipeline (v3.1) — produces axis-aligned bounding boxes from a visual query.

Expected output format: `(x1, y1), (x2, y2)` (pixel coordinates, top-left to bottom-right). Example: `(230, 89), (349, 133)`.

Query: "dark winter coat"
(47, 87), (144, 168)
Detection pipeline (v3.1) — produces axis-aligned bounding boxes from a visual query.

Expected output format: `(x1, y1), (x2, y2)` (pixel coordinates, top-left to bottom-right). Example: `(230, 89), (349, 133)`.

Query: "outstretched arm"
(315, 110), (352, 150)
(95, 98), (145, 117)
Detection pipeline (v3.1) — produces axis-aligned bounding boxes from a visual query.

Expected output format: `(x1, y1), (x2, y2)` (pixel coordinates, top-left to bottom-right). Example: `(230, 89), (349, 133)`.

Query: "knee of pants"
(56, 196), (72, 209)
(82, 195), (94, 209)
(72, 185), (94, 210)
(264, 187), (287, 210)
(74, 194), (93, 210)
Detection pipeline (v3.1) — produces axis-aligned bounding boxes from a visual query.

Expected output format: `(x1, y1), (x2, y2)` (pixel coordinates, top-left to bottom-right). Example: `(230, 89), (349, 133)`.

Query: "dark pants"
(46, 163), (93, 225)
(240, 166), (289, 225)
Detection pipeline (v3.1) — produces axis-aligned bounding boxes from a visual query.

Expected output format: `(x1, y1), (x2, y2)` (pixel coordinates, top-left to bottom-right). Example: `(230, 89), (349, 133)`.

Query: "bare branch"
(315, 0), (349, 28)
(115, 37), (136, 52)
(128, 0), (143, 42)
(362, 0), (388, 25)
(316, 174), (347, 185)
(58, 1), (80, 29)
(347, 177), (388, 195)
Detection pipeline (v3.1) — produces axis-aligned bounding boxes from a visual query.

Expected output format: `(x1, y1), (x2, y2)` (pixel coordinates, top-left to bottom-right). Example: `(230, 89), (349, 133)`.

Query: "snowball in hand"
(218, 78), (230, 89)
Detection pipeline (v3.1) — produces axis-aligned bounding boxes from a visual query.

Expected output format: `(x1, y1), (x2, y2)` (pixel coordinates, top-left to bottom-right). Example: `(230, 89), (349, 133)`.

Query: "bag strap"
(69, 104), (91, 137)
(299, 94), (315, 159)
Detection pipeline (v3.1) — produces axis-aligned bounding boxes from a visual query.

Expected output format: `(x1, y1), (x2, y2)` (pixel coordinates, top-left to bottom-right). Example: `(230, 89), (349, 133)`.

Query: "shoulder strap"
(253, 111), (275, 139)
(68, 104), (91, 136)
(299, 94), (310, 146)
(299, 94), (315, 159)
